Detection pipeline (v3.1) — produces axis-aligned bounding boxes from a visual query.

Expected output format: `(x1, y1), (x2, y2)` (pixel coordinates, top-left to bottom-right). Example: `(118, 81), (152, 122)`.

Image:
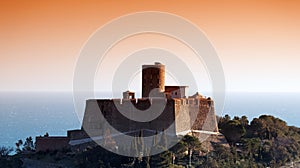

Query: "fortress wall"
(190, 98), (210, 130)
(82, 97), (218, 139)
(67, 130), (89, 140)
(82, 98), (176, 137)
(82, 99), (108, 137)
(190, 98), (218, 132)
(205, 101), (219, 132)
(36, 137), (70, 152)
(174, 99), (192, 134)
(174, 98), (218, 134)
(188, 98), (200, 129)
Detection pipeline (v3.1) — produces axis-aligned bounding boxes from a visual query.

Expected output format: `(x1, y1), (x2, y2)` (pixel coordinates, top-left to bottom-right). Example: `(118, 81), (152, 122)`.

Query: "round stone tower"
(142, 62), (165, 98)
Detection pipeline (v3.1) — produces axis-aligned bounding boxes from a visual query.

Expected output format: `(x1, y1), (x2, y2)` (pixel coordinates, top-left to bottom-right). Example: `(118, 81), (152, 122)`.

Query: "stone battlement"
(87, 97), (212, 107)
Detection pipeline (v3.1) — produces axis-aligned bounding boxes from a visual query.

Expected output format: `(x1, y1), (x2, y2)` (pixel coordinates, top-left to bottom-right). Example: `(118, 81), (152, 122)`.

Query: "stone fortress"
(36, 62), (224, 152)
(82, 62), (218, 137)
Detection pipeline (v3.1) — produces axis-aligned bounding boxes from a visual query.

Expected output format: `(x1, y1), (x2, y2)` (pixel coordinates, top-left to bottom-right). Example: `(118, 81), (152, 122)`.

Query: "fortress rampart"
(82, 96), (217, 137)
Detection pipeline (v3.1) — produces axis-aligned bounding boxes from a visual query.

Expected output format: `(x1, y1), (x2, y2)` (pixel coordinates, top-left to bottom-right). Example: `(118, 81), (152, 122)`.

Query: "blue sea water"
(0, 91), (299, 149)
(0, 92), (80, 148)
(222, 92), (300, 127)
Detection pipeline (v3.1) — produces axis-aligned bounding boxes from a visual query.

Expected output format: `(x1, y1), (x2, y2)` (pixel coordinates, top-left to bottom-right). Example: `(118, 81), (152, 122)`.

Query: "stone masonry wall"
(190, 98), (218, 132)
(82, 98), (176, 137)
(81, 97), (218, 139)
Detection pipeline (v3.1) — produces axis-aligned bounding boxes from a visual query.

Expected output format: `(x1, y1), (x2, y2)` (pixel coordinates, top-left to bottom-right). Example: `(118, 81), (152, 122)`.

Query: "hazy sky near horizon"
(0, 0), (300, 93)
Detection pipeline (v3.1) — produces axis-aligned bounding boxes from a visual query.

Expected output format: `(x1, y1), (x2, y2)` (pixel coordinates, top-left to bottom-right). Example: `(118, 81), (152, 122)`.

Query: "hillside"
(1, 114), (300, 168)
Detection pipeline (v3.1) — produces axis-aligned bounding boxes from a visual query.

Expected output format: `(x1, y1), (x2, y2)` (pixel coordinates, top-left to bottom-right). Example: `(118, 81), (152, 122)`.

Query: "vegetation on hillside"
(1, 115), (300, 167)
(217, 114), (300, 167)
(71, 115), (300, 168)
(66, 115), (300, 167)
(0, 146), (22, 167)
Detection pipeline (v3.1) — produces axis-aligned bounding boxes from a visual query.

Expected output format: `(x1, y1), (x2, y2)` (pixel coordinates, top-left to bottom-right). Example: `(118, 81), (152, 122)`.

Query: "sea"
(0, 91), (299, 149)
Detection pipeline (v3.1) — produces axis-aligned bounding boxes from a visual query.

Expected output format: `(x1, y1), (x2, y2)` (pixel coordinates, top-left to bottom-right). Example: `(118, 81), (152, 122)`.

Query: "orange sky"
(0, 0), (300, 92)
